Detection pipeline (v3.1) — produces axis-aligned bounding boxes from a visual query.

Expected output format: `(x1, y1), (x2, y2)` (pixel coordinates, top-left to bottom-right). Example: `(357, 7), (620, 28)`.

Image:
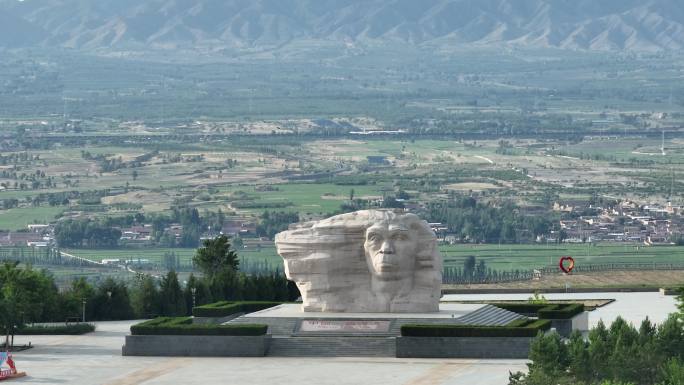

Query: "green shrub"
(130, 317), (267, 336)
(537, 304), (584, 319)
(400, 319), (551, 338)
(192, 301), (282, 318)
(17, 323), (95, 335)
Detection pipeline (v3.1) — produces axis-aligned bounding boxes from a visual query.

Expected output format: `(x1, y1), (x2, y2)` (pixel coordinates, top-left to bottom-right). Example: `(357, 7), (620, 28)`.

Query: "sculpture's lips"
(377, 263), (395, 271)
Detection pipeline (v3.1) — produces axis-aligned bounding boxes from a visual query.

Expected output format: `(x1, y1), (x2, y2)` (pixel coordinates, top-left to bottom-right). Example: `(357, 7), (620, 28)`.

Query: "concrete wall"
(550, 312), (589, 337)
(396, 336), (533, 358)
(122, 335), (269, 357)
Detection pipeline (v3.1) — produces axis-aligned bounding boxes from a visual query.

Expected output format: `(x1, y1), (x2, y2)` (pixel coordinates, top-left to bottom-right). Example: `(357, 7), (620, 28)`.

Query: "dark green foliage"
(400, 319), (551, 338)
(130, 317), (267, 336)
(537, 304), (585, 319)
(256, 211), (299, 239)
(427, 197), (555, 244)
(193, 235), (239, 278)
(159, 271), (186, 316)
(208, 269), (294, 303)
(90, 278), (135, 321)
(510, 315), (684, 385)
(54, 219), (122, 248)
(660, 358), (684, 385)
(192, 301), (282, 318)
(0, 261), (61, 345)
(130, 274), (161, 318)
(16, 323), (95, 335)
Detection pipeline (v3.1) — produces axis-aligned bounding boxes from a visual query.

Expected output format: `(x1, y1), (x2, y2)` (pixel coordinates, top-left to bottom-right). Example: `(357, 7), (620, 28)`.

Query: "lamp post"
(81, 298), (86, 323)
(106, 291), (112, 320)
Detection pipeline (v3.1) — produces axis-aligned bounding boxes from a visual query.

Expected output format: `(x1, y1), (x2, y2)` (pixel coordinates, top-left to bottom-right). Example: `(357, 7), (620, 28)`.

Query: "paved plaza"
(8, 292), (678, 385)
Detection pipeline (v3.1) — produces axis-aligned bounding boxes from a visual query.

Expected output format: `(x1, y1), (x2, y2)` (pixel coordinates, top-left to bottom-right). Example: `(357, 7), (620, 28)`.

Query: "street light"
(82, 298), (86, 323)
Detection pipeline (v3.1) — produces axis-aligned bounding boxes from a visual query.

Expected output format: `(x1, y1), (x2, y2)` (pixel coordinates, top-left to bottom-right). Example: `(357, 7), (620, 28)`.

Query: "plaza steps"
(229, 305), (526, 357)
(227, 305), (525, 337)
(453, 304), (525, 326)
(267, 336), (396, 357)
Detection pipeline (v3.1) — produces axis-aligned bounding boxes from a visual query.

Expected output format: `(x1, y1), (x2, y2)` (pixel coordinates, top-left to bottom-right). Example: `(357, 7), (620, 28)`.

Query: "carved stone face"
(364, 221), (418, 281)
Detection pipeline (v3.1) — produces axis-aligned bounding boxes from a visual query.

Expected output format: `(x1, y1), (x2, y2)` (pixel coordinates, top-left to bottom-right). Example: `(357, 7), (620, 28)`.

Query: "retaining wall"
(122, 335), (269, 357)
(396, 336), (533, 358)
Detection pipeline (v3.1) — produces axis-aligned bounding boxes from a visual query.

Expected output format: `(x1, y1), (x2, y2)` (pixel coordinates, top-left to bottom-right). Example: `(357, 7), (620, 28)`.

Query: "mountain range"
(2, 0), (684, 51)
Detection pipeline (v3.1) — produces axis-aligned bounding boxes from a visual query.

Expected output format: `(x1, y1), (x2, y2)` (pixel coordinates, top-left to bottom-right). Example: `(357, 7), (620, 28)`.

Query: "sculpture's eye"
(368, 233), (380, 242)
(393, 233), (408, 241)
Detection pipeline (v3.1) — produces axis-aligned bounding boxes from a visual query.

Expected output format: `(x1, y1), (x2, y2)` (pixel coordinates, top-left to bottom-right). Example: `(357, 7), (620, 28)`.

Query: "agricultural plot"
(0, 206), (64, 231)
(62, 243), (684, 277)
(440, 243), (684, 272)
(63, 246), (282, 268)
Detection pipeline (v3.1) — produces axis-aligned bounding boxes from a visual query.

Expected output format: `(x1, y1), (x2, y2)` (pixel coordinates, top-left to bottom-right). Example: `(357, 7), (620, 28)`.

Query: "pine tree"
(193, 235), (239, 278)
(159, 271), (186, 316)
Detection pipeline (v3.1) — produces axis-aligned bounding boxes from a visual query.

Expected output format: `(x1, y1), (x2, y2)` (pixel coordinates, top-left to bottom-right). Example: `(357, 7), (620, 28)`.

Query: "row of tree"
(511, 296), (684, 385)
(426, 197), (555, 243)
(1, 236), (300, 347)
(54, 219), (122, 248)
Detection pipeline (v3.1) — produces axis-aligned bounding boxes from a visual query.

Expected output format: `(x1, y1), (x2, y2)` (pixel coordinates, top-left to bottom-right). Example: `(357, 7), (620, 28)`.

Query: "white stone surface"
(11, 321), (525, 385)
(442, 292), (678, 327)
(246, 303), (486, 319)
(275, 210), (442, 313)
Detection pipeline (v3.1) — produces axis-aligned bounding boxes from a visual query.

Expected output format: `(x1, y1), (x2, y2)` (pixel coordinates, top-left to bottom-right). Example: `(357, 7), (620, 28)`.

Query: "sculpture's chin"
(371, 271), (406, 281)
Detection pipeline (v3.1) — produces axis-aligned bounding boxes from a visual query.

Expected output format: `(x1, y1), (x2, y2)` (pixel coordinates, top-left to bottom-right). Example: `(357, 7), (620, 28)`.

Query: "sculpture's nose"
(380, 240), (394, 254)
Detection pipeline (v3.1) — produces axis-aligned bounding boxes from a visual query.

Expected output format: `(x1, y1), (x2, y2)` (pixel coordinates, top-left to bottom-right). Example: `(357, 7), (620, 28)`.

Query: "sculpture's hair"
(317, 210), (442, 290)
(275, 209), (443, 311)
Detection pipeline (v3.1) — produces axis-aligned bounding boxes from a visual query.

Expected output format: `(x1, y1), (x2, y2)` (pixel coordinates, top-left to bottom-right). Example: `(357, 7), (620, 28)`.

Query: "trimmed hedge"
(537, 304), (584, 319)
(494, 303), (585, 319)
(192, 301), (283, 318)
(16, 323), (95, 335)
(131, 317), (267, 336)
(400, 319), (551, 338)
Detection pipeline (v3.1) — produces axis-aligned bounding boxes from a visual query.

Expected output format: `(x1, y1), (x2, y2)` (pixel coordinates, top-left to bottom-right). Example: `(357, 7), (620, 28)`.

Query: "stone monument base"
(225, 303), (525, 357)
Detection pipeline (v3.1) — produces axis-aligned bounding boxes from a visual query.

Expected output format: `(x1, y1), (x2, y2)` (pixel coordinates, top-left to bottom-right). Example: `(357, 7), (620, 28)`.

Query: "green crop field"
(0, 206), (65, 231)
(219, 183), (390, 215)
(440, 243), (684, 271)
(64, 246), (283, 267)
(61, 243), (684, 275)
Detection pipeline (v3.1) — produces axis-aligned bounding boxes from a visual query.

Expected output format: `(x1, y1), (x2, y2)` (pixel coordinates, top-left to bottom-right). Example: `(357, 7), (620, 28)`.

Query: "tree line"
(510, 307), (684, 385)
(0, 235), (300, 348)
(426, 196), (556, 244)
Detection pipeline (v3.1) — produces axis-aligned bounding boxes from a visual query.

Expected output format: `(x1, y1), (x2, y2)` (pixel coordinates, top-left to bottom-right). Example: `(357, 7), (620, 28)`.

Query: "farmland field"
(61, 243), (684, 274)
(3, 48), (684, 288)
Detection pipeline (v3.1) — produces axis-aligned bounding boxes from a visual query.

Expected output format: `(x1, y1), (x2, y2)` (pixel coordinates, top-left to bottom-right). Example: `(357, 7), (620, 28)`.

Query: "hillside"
(1, 0), (684, 51)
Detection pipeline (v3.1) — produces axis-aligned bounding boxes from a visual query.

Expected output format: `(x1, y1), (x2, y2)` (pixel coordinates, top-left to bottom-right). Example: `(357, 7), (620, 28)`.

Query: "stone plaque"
(299, 320), (391, 333)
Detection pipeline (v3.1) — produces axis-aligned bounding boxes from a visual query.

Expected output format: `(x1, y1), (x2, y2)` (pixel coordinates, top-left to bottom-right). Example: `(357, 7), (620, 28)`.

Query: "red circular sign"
(559, 256), (575, 274)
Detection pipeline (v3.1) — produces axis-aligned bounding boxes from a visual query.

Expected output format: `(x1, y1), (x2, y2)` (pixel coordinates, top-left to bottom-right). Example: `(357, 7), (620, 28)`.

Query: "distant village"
(1, 199), (683, 250)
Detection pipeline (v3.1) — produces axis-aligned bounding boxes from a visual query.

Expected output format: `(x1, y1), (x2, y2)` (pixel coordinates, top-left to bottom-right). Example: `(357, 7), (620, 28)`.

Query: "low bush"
(130, 317), (267, 336)
(192, 301), (282, 318)
(16, 323), (96, 335)
(401, 319), (551, 338)
(537, 303), (584, 319)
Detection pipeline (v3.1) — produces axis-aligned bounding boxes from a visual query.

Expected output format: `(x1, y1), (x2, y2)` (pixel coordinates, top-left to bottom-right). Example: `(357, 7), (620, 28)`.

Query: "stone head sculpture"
(275, 209), (442, 313)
